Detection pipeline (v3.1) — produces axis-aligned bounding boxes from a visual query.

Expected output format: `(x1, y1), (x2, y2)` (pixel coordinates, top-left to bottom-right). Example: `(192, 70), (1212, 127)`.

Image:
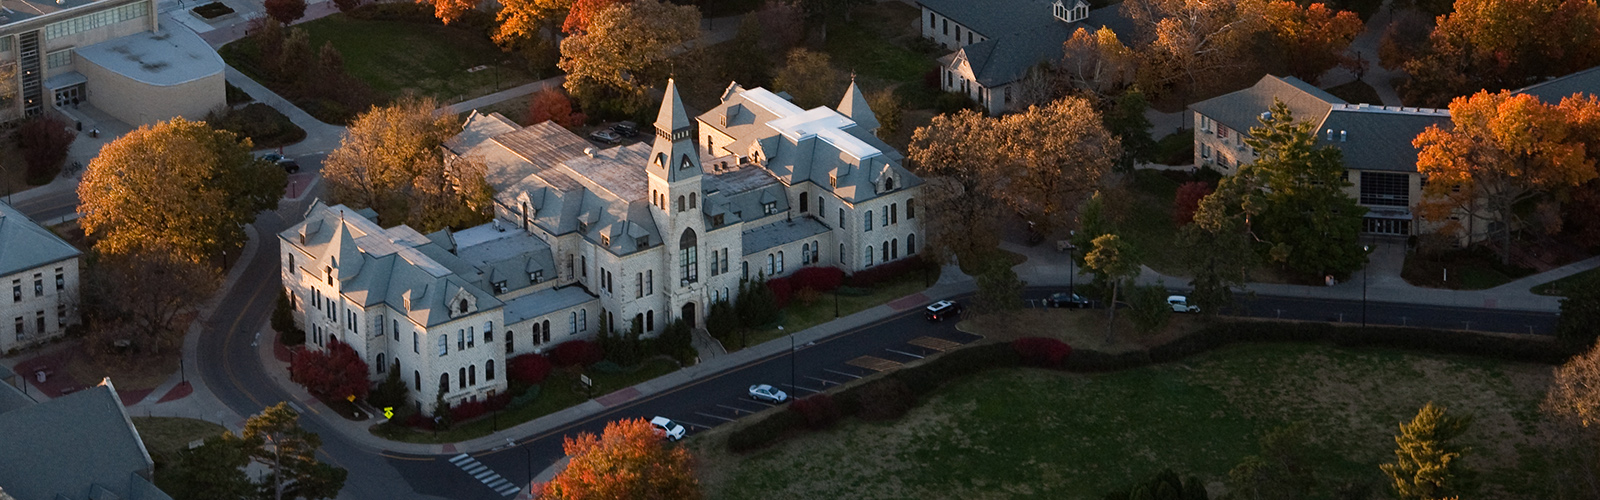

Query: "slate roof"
(741, 217), (833, 255)
(837, 80), (880, 132)
(918, 0), (1059, 38)
(697, 86), (922, 206)
(503, 285), (597, 325)
(931, 1), (1132, 88)
(0, 380), (172, 500)
(0, 201), (81, 277)
(1189, 75), (1347, 135)
(1516, 65), (1600, 104)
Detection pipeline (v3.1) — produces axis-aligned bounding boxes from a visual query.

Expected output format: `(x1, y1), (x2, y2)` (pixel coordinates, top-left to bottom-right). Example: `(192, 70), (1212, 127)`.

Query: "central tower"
(647, 79), (707, 324)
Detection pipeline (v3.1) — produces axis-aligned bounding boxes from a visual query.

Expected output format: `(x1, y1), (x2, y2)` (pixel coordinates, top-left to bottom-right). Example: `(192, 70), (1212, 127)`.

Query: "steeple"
(647, 78), (701, 183)
(838, 77), (880, 135)
(654, 78), (692, 137)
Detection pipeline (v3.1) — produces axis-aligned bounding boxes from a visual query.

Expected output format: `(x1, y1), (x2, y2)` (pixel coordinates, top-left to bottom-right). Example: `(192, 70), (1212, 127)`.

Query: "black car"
(260, 153), (299, 173)
(1046, 292), (1093, 308)
(925, 300), (963, 321)
(611, 121), (640, 138)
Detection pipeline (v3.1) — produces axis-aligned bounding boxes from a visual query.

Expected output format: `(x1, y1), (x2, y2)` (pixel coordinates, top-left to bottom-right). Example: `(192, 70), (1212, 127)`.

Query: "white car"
(748, 384), (789, 404)
(1167, 295), (1200, 313)
(650, 416), (687, 441)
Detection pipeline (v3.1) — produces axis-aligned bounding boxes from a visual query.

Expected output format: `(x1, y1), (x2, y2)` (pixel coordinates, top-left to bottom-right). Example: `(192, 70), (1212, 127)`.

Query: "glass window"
(1360, 171), (1410, 207)
(45, 49), (71, 69)
(437, 334), (448, 356)
(865, 211), (873, 231)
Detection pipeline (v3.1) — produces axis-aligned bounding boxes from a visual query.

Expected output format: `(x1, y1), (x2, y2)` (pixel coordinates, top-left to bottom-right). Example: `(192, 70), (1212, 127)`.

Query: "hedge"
(724, 321), (1570, 454)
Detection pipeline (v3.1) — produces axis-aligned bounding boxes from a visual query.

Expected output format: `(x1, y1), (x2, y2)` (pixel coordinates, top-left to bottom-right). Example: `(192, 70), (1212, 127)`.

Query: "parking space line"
(716, 404), (751, 414)
(807, 376), (839, 386)
(780, 383), (822, 394)
(909, 336), (962, 351)
(743, 399), (776, 407)
(676, 419), (713, 429)
(695, 412), (736, 423)
(824, 368), (863, 379)
(847, 356), (902, 372)
(885, 348), (924, 359)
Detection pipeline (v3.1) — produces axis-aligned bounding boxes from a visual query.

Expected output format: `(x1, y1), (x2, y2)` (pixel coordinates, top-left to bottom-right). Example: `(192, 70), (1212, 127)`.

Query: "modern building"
(1, 201), (82, 354)
(919, 0), (1133, 115)
(1517, 64), (1600, 103)
(282, 79), (925, 412)
(1188, 75), (1452, 237)
(0, 378), (175, 500)
(0, 0), (224, 125)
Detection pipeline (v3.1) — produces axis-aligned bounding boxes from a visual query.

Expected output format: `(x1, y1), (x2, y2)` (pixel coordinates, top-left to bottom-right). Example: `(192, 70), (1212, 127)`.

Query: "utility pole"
(1362, 244), (1370, 328)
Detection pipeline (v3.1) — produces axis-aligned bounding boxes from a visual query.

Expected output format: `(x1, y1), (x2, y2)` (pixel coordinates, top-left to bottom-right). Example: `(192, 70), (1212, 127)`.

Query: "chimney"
(1340, 130), (1347, 142)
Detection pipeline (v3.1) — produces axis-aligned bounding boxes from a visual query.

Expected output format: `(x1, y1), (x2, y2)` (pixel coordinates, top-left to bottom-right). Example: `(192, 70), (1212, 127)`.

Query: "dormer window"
(829, 174), (837, 188)
(680, 155), (694, 170)
(636, 236), (649, 248)
(530, 270), (543, 283)
(763, 202), (778, 215)
(325, 266), (333, 285)
(493, 281), (508, 294)
(458, 299), (469, 314)
(884, 176), (895, 191)
(601, 235), (611, 246)
(712, 214), (724, 226)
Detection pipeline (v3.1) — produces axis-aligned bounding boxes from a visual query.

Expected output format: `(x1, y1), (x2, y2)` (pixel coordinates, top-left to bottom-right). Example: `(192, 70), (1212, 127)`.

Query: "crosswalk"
(448, 453), (522, 497)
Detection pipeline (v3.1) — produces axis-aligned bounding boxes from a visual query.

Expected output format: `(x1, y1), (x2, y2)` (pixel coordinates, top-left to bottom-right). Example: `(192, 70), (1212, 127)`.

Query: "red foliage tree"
(527, 89), (587, 128)
(1012, 337), (1073, 368)
(550, 340), (604, 367)
(263, 0), (308, 24)
(791, 266), (844, 292)
(1172, 181), (1214, 226)
(766, 277), (792, 308)
(538, 418), (702, 499)
(289, 339), (370, 400)
(508, 353), (553, 384)
(562, 0), (623, 35)
(18, 116), (75, 185)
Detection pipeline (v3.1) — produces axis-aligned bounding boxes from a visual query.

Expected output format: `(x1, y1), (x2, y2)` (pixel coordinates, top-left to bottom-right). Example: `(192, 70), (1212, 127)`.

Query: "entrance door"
(681, 302), (696, 328)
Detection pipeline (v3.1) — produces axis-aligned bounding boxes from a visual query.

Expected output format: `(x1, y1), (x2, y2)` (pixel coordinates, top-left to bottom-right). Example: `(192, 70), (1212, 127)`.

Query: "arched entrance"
(682, 302), (697, 328)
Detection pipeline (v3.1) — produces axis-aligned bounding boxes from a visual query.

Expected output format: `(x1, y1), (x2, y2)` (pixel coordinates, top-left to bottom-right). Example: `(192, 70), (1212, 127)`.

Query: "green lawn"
(1403, 248), (1535, 290)
(371, 358), (680, 444)
(824, 2), (941, 109)
(294, 15), (534, 103)
(1325, 80), (1384, 105)
(1151, 131), (1195, 166)
(1121, 170), (1187, 276)
(728, 269), (942, 350)
(694, 343), (1561, 499)
(132, 417), (228, 458)
(1532, 267), (1600, 296)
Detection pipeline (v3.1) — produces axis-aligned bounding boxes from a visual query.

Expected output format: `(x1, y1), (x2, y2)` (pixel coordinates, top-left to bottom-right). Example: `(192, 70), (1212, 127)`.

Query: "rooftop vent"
(584, 147), (595, 158)
(1340, 130), (1347, 142)
(1260, 111), (1272, 121)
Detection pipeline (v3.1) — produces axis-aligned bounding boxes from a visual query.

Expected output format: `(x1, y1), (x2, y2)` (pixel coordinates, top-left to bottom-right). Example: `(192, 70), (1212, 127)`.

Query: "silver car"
(748, 384), (789, 404)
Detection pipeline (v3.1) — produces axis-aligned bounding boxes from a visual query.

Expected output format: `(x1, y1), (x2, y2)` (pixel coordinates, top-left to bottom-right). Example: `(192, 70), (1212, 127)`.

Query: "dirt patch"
(959, 307), (1203, 353)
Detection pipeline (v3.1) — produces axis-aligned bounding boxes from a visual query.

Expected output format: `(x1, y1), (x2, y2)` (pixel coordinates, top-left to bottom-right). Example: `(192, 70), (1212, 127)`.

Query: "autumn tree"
(866, 88), (903, 138)
(974, 258), (1025, 315)
(1413, 91), (1598, 264)
(1261, 1), (1363, 83)
(1380, 402), (1473, 500)
(1127, 283), (1172, 334)
(558, 0), (699, 115)
(79, 118), (284, 263)
(1059, 27), (1138, 106)
(1172, 181), (1213, 225)
(242, 403), (347, 500)
(323, 95), (493, 232)
(1377, 9), (1432, 71)
(18, 115), (75, 185)
(528, 88), (587, 127)
(1543, 341), (1600, 498)
(88, 249), (220, 356)
(722, 14), (774, 88)
(1178, 205), (1256, 316)
(755, 0), (804, 54)
(1086, 233), (1140, 342)
(290, 338), (371, 401)
(1400, 0), (1600, 107)
(264, 0), (307, 24)
(539, 418), (702, 499)
(996, 96), (1121, 235)
(1122, 0), (1266, 102)
(906, 110), (1005, 263)
(494, 0), (574, 45)
(561, 0), (615, 34)
(774, 48), (843, 110)
(417, 0), (484, 24)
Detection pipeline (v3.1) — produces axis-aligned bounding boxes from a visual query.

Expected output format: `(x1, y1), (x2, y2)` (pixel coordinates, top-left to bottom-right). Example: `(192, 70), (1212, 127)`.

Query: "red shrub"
(528, 89), (587, 128)
(452, 399), (488, 421)
(1012, 337), (1073, 368)
(792, 266), (844, 292)
(289, 339), (370, 400)
(405, 411), (434, 430)
(1172, 181), (1214, 226)
(508, 353), (553, 384)
(486, 391), (513, 412)
(788, 394), (842, 430)
(767, 277), (793, 308)
(18, 116), (75, 185)
(263, 0), (307, 24)
(550, 340), (604, 367)
(846, 256), (935, 288)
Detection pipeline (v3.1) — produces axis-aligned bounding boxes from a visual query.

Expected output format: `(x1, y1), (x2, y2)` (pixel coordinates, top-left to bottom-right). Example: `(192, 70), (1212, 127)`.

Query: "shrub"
(705, 300), (740, 345)
(550, 340), (605, 367)
(289, 339), (370, 400)
(846, 256), (935, 288)
(508, 353), (553, 384)
(934, 92), (979, 114)
(225, 82), (252, 105)
(793, 287), (822, 305)
(788, 393), (842, 430)
(767, 277), (793, 308)
(727, 410), (803, 453)
(272, 291), (305, 345)
(510, 385), (542, 408)
(658, 318), (692, 358)
(1013, 337), (1073, 368)
(1172, 181), (1213, 226)
(18, 116), (75, 185)
(853, 378), (916, 421)
(332, 0), (362, 12)
(590, 360), (628, 373)
(792, 266), (844, 292)
(452, 399), (488, 421)
(527, 89), (587, 128)
(367, 361), (407, 409)
(737, 278), (780, 328)
(263, 0), (306, 24)
(892, 342), (1020, 395)
(208, 103), (307, 149)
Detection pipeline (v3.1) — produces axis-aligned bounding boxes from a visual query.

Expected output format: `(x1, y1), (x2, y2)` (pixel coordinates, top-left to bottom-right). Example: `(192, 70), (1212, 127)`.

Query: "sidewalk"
(249, 263), (978, 456)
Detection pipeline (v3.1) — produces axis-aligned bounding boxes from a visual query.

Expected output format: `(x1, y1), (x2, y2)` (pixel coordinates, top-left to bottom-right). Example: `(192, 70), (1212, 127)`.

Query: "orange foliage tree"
(527, 89), (587, 127)
(1413, 90), (1599, 263)
(1261, 1), (1363, 83)
(1400, 0), (1600, 107)
(537, 418), (701, 500)
(493, 0), (574, 45)
(562, 0), (622, 35)
(417, 0), (480, 24)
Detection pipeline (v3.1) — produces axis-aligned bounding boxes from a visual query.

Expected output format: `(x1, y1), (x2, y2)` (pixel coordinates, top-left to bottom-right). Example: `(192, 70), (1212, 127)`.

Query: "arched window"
(570, 312), (577, 333)
(908, 234), (917, 254)
(506, 330), (514, 353)
(679, 229), (699, 284)
(882, 241), (890, 261)
(486, 360), (495, 380)
(439, 373), (450, 394)
(647, 310), (654, 331)
(865, 210), (874, 231)
(414, 370), (421, 391)
(885, 177), (895, 191)
(767, 254), (775, 276)
(839, 208), (846, 228)
(580, 309), (587, 331)
(864, 246), (874, 266)
(690, 193), (697, 209)
(376, 353), (386, 373)
(839, 243), (846, 264)
(543, 320), (550, 342)
(458, 367), (467, 389)
(468, 365), (477, 386)
(907, 198), (916, 219)
(812, 240), (820, 263)
(802, 244), (811, 265)
(677, 196), (685, 212)
(458, 299), (468, 314)
(892, 238), (899, 259)
(891, 203), (898, 224)
(438, 334), (448, 356)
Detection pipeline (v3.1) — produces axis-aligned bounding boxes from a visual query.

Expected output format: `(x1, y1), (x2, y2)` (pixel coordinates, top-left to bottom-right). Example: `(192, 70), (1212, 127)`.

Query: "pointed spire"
(654, 78), (691, 135)
(838, 79), (880, 133)
(331, 219), (364, 279)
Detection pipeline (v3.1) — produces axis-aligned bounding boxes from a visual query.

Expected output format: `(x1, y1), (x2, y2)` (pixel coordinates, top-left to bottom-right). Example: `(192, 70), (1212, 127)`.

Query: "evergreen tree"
(158, 434), (255, 500)
(1127, 283), (1172, 334)
(1105, 89), (1156, 170)
(705, 300), (740, 346)
(1242, 100), (1368, 280)
(974, 257), (1024, 315)
(368, 360), (407, 410)
(242, 403), (347, 500)
(1381, 402), (1473, 500)
(736, 276), (780, 328)
(1228, 422), (1319, 500)
(1104, 469), (1209, 500)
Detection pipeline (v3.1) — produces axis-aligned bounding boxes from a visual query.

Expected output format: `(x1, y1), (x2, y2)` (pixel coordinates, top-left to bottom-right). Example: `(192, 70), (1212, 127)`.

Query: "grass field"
(824, 2), (941, 109)
(1403, 248), (1535, 290)
(132, 417), (227, 457)
(694, 342), (1561, 499)
(295, 16), (534, 103)
(1532, 267), (1599, 297)
(1119, 170), (1187, 276)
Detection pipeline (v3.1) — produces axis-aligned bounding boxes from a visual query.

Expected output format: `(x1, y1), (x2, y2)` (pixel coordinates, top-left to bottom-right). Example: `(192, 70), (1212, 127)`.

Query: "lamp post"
(833, 289), (839, 318)
(1067, 236), (1078, 296)
(1362, 244), (1370, 328)
(786, 326), (794, 397)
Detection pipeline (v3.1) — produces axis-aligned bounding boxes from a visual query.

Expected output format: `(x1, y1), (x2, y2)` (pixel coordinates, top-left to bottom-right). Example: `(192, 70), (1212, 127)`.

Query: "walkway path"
(1317, 0), (1405, 105)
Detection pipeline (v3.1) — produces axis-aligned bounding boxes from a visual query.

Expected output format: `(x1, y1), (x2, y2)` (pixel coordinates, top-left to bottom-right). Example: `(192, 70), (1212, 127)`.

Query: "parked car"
(925, 300), (963, 321)
(611, 121), (639, 138)
(1046, 292), (1093, 308)
(588, 129), (622, 144)
(650, 416), (687, 441)
(1167, 295), (1200, 313)
(748, 384), (789, 404)
(259, 153), (299, 173)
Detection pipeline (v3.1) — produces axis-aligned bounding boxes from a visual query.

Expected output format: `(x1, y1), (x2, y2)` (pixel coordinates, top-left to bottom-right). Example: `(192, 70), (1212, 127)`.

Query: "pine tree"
(1381, 402), (1473, 500)
(1242, 99), (1368, 280)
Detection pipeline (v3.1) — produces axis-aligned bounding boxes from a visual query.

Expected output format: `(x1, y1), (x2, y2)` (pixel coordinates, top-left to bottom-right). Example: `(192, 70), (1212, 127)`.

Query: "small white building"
(282, 80), (926, 412)
(0, 201), (82, 354)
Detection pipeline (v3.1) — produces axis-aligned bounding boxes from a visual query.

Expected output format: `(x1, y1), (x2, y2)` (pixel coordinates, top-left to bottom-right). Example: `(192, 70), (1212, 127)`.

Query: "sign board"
(346, 394), (356, 403)
(383, 407), (394, 419)
(580, 374), (593, 388)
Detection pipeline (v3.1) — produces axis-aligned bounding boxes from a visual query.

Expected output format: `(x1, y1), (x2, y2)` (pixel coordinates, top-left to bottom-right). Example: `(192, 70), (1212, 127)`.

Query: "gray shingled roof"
(0, 380), (34, 416)
(503, 285), (597, 325)
(1317, 105), (1451, 173)
(1189, 75), (1347, 136)
(0, 201), (81, 277)
(935, 2), (1132, 88)
(741, 217), (833, 255)
(0, 382), (171, 500)
(1517, 65), (1600, 104)
(918, 0), (1058, 38)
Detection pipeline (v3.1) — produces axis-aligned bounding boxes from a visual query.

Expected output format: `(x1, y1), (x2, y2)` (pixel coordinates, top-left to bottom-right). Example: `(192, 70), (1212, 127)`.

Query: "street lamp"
(785, 326), (794, 397)
(1362, 245), (1370, 328)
